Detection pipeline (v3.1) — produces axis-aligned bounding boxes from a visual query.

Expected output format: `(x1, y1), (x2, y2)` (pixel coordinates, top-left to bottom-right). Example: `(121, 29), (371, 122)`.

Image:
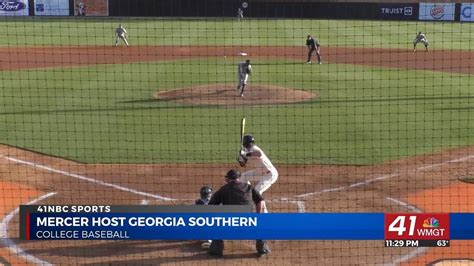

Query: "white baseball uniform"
(240, 144), (278, 194)
(237, 62), (251, 87)
(77, 3), (85, 16)
(115, 26), (130, 47)
(413, 33), (428, 50)
(237, 8), (244, 20)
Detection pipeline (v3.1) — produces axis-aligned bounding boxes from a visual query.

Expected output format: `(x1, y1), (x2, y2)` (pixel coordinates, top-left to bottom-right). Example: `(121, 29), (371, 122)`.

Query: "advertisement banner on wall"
(461, 3), (473, 22)
(379, 4), (417, 20)
(34, 0), (69, 16)
(0, 0), (29, 16)
(74, 0), (108, 16)
(419, 3), (455, 21)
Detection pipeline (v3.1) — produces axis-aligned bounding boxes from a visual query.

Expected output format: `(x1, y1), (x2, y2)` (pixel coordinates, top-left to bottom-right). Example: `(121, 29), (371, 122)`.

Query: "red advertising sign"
(74, 0), (108, 16)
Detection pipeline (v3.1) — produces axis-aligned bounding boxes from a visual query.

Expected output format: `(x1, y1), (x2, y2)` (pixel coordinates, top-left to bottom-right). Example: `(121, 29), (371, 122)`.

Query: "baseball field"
(0, 16), (473, 264)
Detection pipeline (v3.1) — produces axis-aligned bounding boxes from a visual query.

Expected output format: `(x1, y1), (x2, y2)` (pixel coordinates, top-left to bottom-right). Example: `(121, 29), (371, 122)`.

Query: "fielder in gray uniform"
(114, 24), (130, 47)
(413, 32), (428, 52)
(236, 59), (252, 97)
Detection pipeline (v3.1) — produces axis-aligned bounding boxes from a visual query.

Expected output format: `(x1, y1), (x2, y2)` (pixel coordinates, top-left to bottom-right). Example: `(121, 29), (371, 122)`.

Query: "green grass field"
(0, 18), (473, 165)
(1, 17), (473, 49)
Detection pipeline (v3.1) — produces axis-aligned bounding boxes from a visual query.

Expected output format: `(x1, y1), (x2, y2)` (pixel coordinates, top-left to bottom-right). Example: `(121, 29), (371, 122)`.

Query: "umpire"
(207, 169), (270, 257)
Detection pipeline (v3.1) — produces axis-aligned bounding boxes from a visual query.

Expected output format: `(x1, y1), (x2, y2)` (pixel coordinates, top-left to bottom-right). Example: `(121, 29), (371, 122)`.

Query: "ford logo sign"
(0, 1), (26, 12)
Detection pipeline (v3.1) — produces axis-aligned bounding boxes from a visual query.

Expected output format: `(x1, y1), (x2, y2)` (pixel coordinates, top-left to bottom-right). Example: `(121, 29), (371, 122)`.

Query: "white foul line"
(385, 197), (423, 213)
(295, 201), (306, 213)
(382, 197), (429, 265)
(288, 154), (474, 265)
(271, 198), (306, 213)
(293, 155), (474, 199)
(0, 192), (57, 266)
(3, 152), (473, 265)
(1, 155), (176, 201)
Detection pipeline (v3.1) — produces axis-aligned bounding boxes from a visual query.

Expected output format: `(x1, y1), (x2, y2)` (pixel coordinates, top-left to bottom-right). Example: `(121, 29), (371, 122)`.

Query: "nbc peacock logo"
(422, 217), (440, 228)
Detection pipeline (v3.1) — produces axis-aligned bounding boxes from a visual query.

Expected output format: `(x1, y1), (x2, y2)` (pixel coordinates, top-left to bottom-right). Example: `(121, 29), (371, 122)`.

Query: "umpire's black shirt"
(209, 181), (263, 206)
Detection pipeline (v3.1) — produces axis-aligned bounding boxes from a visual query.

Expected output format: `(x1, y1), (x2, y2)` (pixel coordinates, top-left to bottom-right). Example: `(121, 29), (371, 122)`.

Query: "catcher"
(195, 186), (212, 205)
(195, 186), (213, 249)
(237, 135), (278, 213)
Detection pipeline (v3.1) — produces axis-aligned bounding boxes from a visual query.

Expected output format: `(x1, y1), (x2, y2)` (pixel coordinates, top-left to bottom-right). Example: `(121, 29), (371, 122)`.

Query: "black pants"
(210, 239), (268, 254)
(307, 47), (321, 62)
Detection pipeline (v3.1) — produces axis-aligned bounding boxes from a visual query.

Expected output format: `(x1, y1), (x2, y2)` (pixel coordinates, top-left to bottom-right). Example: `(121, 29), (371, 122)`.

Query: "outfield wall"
(106, 1), (419, 19)
(88, 1), (463, 21)
(1, 1), (467, 21)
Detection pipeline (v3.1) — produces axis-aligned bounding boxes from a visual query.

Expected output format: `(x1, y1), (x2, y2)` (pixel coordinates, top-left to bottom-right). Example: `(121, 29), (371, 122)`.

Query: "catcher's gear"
(238, 154), (247, 167)
(226, 169), (241, 180)
(242, 135), (255, 148)
(195, 198), (210, 205)
(199, 186), (213, 199)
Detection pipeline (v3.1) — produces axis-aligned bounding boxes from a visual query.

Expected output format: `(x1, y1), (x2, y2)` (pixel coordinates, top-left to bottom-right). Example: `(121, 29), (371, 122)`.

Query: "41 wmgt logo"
(385, 213), (450, 240)
(0, 1), (26, 12)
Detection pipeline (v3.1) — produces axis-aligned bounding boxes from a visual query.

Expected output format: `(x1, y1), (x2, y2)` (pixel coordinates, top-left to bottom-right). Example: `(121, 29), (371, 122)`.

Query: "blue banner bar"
(26, 213), (474, 240)
(29, 213), (384, 240)
(450, 213), (474, 239)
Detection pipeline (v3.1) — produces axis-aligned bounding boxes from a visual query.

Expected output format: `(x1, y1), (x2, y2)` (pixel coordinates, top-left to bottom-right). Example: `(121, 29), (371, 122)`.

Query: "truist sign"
(0, 0), (28, 16)
(379, 4), (416, 20)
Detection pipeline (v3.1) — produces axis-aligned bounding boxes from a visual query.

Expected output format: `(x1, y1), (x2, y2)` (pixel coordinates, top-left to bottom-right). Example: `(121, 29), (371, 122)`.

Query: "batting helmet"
(226, 169), (241, 180)
(199, 186), (212, 199)
(242, 134), (255, 148)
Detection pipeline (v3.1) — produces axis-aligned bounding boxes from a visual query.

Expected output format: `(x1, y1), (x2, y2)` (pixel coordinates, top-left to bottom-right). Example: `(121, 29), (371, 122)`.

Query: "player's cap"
(245, 59), (250, 63)
(225, 169), (241, 180)
(307, 34), (311, 38)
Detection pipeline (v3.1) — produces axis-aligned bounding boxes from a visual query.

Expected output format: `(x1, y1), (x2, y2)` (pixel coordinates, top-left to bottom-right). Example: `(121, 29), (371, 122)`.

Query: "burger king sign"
(419, 3), (454, 21)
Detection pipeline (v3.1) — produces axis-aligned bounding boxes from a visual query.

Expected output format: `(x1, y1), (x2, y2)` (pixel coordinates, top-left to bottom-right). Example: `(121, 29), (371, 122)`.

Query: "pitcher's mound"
(152, 84), (318, 107)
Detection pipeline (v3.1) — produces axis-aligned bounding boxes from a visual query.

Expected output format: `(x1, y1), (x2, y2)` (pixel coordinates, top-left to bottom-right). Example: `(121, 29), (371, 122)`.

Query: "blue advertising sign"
(0, 0), (28, 16)
(461, 3), (473, 22)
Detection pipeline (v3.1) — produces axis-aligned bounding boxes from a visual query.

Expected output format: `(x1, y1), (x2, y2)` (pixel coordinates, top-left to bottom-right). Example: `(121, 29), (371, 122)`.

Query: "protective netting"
(0, 1), (473, 265)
